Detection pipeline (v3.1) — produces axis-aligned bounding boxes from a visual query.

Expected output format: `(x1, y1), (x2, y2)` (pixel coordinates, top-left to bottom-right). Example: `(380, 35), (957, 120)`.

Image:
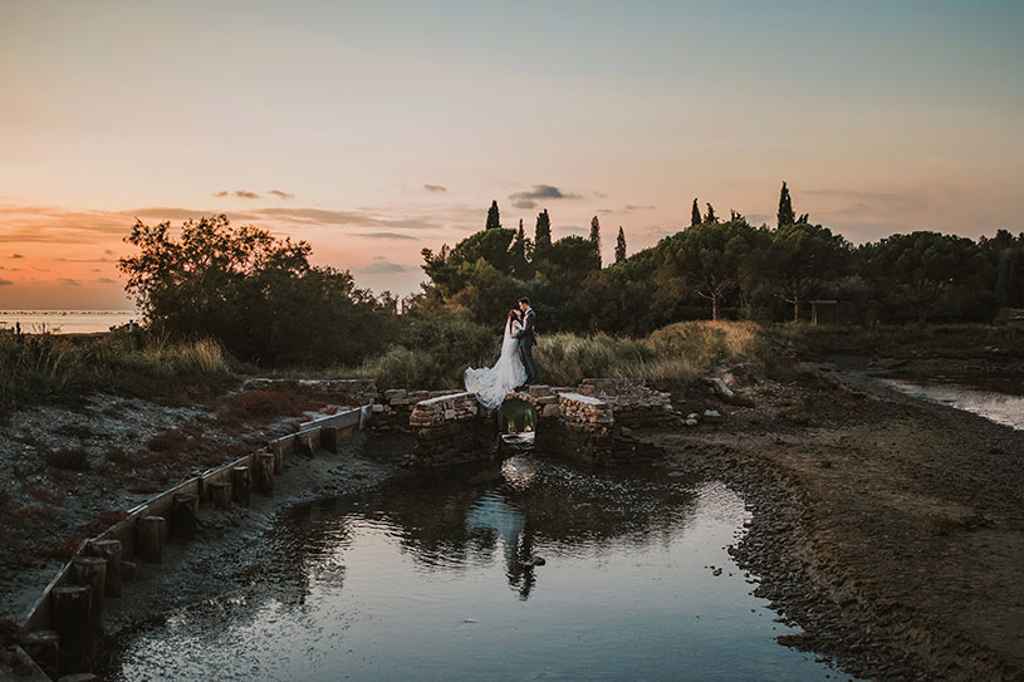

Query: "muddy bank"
(650, 366), (1024, 680)
(0, 387), (364, 628)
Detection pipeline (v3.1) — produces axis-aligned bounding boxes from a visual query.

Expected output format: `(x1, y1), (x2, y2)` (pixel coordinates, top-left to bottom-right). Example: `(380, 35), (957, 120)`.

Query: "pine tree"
(512, 218), (531, 279)
(777, 182), (795, 228)
(615, 226), (627, 263)
(704, 203), (717, 224)
(691, 198), (702, 227)
(485, 200), (501, 230)
(590, 215), (602, 266)
(534, 209), (552, 257)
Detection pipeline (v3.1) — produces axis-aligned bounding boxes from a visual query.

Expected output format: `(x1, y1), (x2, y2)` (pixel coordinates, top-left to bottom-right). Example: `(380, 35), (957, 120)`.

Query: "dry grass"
(535, 321), (766, 387)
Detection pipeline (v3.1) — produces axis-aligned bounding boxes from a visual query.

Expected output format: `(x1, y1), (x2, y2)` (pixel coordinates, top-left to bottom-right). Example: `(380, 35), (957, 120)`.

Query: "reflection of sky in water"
(104, 459), (841, 682)
(883, 379), (1024, 430)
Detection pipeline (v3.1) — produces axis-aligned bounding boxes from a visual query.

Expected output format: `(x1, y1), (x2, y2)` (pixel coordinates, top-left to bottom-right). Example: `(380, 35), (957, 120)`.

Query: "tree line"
(117, 184), (1022, 368)
(414, 182), (1023, 334)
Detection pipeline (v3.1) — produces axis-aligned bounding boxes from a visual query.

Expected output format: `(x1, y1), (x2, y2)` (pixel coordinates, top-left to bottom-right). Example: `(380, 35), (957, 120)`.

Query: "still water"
(882, 379), (1024, 431)
(0, 310), (137, 334)
(103, 458), (840, 681)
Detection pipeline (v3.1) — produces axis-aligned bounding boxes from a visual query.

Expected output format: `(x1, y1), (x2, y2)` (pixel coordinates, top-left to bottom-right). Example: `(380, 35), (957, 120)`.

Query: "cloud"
(213, 190), (261, 199)
(512, 199), (537, 210)
(56, 256), (113, 263)
(624, 204), (656, 211)
(357, 257), (411, 274)
(58, 278), (80, 287)
(594, 191), (609, 199)
(423, 184), (447, 193)
(267, 189), (294, 199)
(355, 232), (420, 241)
(11, 253), (24, 259)
(96, 277), (118, 284)
(0, 279), (13, 286)
(508, 184), (583, 204)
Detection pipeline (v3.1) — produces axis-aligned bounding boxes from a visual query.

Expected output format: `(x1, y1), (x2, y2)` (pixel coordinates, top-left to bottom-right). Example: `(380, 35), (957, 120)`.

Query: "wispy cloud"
(11, 253), (24, 259)
(357, 257), (411, 274)
(96, 277), (118, 284)
(267, 189), (294, 199)
(355, 232), (420, 241)
(0, 279), (13, 286)
(58, 278), (80, 287)
(508, 184), (583, 210)
(213, 190), (261, 199)
(424, 184), (447, 193)
(624, 204), (656, 211)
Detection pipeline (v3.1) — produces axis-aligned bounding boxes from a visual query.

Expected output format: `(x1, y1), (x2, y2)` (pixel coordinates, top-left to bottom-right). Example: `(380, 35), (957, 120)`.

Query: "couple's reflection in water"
(274, 454), (702, 604)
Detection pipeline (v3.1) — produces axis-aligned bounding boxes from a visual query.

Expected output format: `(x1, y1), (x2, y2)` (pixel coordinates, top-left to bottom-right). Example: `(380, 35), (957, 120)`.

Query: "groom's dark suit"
(515, 307), (538, 385)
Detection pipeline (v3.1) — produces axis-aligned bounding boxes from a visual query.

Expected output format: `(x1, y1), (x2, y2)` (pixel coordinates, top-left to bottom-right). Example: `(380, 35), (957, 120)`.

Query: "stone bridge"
(399, 381), (671, 467)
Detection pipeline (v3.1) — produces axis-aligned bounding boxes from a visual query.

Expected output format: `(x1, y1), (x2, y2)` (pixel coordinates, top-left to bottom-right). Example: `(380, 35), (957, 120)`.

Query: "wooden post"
(87, 539), (123, 597)
(272, 442), (285, 474)
(338, 425), (355, 441)
(121, 560), (138, 583)
(137, 515), (166, 563)
(20, 629), (60, 677)
(208, 481), (232, 509)
(256, 452), (275, 495)
(320, 427), (339, 454)
(294, 432), (314, 457)
(51, 585), (92, 673)
(72, 556), (107, 625)
(232, 466), (251, 506)
(171, 493), (199, 541)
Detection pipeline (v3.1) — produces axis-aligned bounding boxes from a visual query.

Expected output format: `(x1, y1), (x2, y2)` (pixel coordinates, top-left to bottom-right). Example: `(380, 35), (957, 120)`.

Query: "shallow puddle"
(102, 457), (841, 681)
(882, 379), (1024, 430)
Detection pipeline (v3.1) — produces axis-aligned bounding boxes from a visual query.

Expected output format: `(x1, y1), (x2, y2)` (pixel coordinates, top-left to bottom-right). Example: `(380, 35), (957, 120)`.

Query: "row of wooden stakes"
(17, 418), (360, 681)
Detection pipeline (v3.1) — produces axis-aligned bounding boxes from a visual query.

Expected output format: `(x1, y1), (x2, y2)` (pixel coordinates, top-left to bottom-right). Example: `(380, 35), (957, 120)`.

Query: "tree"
(704, 203), (717, 224)
(118, 215), (393, 365)
(486, 200), (501, 230)
(691, 199), (702, 227)
(615, 226), (627, 264)
(777, 181), (795, 227)
(657, 219), (759, 320)
(859, 231), (993, 322)
(511, 218), (533, 280)
(769, 222), (851, 321)
(421, 227), (518, 297)
(590, 216), (602, 265)
(534, 209), (552, 259)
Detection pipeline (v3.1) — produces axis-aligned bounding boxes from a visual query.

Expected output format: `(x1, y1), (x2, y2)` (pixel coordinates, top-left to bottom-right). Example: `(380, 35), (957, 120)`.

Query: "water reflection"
(883, 379), (1024, 430)
(102, 458), (839, 681)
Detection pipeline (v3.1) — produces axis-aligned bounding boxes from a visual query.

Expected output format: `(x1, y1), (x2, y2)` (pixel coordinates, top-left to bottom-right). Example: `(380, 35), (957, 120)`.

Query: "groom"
(514, 297), (538, 386)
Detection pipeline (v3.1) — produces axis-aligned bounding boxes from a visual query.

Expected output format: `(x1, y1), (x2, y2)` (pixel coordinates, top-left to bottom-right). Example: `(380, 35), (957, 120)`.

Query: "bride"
(464, 307), (528, 409)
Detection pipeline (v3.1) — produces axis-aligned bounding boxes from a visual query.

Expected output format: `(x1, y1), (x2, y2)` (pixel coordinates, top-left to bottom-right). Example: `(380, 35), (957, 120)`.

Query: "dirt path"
(650, 366), (1024, 681)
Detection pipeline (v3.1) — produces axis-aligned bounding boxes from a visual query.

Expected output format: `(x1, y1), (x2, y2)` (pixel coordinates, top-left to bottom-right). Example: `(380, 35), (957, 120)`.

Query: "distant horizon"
(3, 1), (1021, 308)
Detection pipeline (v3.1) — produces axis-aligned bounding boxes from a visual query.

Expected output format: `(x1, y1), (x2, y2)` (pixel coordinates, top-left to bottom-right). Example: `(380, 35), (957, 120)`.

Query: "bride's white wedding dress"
(465, 319), (527, 409)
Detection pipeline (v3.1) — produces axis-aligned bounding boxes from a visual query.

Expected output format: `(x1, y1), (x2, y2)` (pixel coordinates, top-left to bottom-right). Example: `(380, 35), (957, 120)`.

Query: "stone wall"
(242, 378), (379, 406)
(578, 378), (674, 426)
(408, 392), (492, 466)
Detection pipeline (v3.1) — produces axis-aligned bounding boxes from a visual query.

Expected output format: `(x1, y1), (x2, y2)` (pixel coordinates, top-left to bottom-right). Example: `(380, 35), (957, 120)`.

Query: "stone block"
(383, 389), (407, 401)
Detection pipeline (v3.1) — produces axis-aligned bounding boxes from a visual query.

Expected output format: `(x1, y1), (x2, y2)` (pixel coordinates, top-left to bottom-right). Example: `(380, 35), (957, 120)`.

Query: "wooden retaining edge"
(15, 404), (372, 669)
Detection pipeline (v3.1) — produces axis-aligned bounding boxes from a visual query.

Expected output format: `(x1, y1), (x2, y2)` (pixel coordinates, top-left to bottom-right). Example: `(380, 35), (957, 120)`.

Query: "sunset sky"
(2, 1), (1021, 309)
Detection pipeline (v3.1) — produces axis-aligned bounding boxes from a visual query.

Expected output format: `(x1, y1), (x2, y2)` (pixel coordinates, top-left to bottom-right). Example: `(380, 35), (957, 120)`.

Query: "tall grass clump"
(535, 321), (765, 387)
(0, 329), (234, 411)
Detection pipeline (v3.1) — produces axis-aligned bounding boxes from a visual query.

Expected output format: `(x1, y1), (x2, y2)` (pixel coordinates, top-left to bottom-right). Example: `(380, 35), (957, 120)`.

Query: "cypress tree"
(615, 226), (627, 263)
(777, 182), (795, 227)
(486, 200), (501, 230)
(704, 203), (717, 224)
(534, 209), (552, 257)
(512, 218), (531, 279)
(691, 198), (702, 227)
(590, 215), (602, 266)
